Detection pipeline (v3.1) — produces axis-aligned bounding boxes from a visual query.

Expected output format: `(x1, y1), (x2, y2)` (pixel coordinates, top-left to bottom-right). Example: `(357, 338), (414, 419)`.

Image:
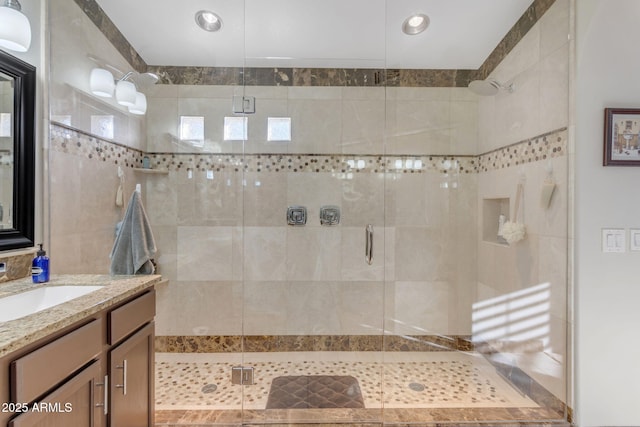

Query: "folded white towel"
(109, 190), (157, 275)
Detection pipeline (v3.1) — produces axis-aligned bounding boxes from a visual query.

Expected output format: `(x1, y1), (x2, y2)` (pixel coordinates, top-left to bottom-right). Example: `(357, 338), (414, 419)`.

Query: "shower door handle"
(365, 224), (373, 265)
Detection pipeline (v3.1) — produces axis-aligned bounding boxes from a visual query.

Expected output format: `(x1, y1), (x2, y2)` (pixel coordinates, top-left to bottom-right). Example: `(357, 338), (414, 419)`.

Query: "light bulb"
(0, 5), (31, 52)
(128, 92), (147, 115)
(115, 80), (137, 107)
(90, 68), (115, 98)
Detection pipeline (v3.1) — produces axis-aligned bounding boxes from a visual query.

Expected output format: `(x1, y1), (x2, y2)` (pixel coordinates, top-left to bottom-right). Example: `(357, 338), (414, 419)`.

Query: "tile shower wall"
(49, 124), (143, 273)
(475, 0), (570, 403)
(146, 84), (481, 339)
(47, 0), (568, 369)
(48, 0), (147, 272)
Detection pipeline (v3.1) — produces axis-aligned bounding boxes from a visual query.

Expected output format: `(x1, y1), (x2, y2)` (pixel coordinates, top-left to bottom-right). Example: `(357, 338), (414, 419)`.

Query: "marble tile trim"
(77, 0), (555, 87)
(71, 0), (147, 73)
(155, 408), (570, 426)
(475, 341), (569, 422)
(146, 66), (482, 88)
(155, 335), (474, 353)
(50, 123), (567, 175)
(478, 0), (557, 80)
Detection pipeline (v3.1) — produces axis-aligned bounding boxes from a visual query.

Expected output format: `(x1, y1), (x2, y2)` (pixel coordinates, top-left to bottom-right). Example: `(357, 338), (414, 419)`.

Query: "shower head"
(137, 72), (159, 86)
(468, 79), (514, 96)
(134, 73), (159, 88)
(87, 54), (159, 87)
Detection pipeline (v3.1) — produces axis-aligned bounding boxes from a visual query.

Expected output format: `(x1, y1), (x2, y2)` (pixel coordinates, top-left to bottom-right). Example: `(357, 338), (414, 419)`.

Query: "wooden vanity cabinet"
(109, 323), (154, 427)
(0, 288), (155, 427)
(107, 290), (155, 427)
(8, 361), (104, 427)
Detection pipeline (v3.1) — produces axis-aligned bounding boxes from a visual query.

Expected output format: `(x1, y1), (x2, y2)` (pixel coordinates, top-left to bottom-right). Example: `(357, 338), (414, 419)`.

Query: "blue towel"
(109, 190), (157, 275)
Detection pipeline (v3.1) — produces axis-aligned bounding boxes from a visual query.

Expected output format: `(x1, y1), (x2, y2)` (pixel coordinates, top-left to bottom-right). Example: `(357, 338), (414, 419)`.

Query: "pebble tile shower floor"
(155, 352), (537, 410)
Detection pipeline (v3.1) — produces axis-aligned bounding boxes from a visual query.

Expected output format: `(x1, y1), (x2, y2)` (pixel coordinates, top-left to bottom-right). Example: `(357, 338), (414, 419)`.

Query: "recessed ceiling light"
(195, 10), (223, 32)
(402, 13), (429, 35)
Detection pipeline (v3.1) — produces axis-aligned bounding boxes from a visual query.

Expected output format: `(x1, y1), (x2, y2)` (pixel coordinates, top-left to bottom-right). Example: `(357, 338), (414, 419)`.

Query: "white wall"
(575, 1), (640, 425)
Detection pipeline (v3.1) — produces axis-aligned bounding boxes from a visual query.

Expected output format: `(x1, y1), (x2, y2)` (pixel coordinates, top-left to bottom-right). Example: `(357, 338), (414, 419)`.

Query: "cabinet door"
(109, 322), (154, 427)
(8, 361), (104, 427)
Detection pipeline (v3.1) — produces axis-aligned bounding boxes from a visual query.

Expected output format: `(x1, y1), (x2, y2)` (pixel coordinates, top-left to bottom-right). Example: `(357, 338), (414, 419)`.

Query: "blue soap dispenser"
(32, 244), (50, 283)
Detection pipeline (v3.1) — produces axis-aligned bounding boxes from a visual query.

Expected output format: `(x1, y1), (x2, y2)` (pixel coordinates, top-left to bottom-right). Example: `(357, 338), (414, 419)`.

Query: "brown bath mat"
(266, 375), (365, 409)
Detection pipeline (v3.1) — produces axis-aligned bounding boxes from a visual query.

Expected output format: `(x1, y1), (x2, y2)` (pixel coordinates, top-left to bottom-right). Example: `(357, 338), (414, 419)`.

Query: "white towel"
(109, 190), (157, 275)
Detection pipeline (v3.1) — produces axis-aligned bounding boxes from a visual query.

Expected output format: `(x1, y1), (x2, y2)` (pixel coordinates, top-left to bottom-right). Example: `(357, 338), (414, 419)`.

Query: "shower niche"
(482, 197), (510, 245)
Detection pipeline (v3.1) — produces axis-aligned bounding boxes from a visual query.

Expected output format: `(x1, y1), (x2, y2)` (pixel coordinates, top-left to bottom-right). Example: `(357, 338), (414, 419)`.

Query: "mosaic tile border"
(142, 153), (478, 175)
(155, 335), (474, 354)
(50, 123), (143, 168)
(75, 0), (556, 87)
(50, 123), (567, 175)
(477, 128), (567, 172)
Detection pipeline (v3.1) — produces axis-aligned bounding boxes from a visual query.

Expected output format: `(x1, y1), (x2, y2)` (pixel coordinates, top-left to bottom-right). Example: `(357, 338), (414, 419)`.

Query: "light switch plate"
(602, 228), (626, 253)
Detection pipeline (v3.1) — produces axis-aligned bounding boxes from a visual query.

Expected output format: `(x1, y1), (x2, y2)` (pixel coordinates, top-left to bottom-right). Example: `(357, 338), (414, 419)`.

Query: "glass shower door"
(239, 2), (387, 424)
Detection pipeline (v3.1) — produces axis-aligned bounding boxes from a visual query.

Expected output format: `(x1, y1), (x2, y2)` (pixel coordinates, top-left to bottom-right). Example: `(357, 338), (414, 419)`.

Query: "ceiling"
(95, 0), (534, 69)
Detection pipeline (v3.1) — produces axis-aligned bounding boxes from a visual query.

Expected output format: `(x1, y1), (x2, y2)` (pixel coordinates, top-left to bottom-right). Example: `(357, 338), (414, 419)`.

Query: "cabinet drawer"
(108, 290), (155, 345)
(11, 319), (102, 404)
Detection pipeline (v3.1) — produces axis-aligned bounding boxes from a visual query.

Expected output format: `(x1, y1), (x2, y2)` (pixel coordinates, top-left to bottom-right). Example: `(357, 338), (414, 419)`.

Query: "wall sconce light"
(89, 68), (115, 97)
(89, 68), (149, 114)
(0, 0), (32, 52)
(115, 78), (137, 107)
(128, 92), (147, 115)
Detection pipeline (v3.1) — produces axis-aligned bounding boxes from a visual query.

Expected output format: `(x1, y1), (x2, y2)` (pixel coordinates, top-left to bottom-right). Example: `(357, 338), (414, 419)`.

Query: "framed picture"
(604, 108), (640, 166)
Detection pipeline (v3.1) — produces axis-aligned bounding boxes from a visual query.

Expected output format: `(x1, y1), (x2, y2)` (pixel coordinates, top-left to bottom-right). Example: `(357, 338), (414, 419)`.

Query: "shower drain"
(408, 382), (425, 392)
(201, 384), (218, 393)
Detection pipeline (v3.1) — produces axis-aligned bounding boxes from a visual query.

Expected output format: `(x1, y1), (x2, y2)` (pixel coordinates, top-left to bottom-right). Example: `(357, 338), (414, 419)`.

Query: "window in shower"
(90, 115), (114, 140)
(180, 115), (205, 143)
(0, 113), (11, 137)
(267, 117), (291, 141)
(224, 116), (248, 141)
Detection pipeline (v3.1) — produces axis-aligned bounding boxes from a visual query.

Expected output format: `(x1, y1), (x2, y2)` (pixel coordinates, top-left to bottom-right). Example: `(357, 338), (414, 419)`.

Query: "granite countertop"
(0, 274), (162, 358)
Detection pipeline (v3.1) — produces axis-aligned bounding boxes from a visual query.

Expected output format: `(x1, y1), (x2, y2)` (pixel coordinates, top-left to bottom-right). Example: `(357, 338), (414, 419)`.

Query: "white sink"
(0, 285), (104, 322)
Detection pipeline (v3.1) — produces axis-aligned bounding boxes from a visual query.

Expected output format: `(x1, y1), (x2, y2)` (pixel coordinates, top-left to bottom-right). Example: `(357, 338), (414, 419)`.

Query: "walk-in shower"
(47, 0), (572, 425)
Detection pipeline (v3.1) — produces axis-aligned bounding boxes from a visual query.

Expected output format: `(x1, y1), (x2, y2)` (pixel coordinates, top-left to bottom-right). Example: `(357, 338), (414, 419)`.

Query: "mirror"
(0, 49), (35, 251)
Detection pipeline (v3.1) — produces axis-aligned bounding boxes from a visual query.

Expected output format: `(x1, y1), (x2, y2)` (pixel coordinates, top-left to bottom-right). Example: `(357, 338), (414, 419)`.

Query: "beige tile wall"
(46, 0), (568, 375)
(474, 0), (570, 402)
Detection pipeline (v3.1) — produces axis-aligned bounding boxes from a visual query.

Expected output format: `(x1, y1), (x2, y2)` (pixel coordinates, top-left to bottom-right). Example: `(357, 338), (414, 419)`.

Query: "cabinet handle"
(115, 360), (127, 395)
(95, 375), (108, 415)
(365, 224), (373, 265)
